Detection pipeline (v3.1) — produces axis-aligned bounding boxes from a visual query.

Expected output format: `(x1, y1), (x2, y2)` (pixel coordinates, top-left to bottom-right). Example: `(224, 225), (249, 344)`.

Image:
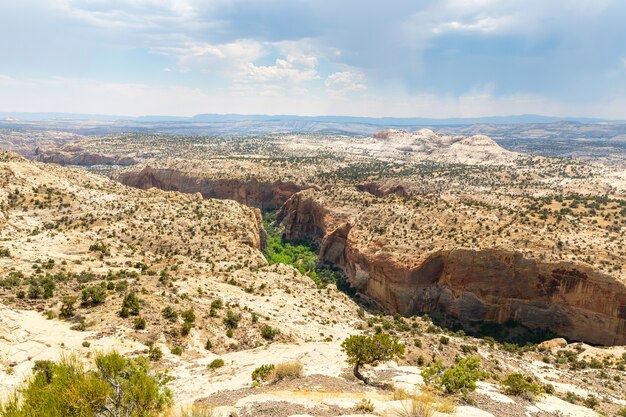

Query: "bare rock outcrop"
(279, 190), (626, 345)
(114, 166), (310, 210)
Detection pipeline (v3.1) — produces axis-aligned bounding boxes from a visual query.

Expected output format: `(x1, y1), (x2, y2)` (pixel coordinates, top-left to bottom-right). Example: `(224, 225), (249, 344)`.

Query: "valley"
(1, 124), (626, 416)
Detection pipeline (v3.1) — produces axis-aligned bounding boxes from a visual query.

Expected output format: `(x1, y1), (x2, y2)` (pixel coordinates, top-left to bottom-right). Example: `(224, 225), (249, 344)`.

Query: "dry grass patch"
(390, 388), (455, 417)
(164, 405), (214, 417)
(271, 361), (303, 382)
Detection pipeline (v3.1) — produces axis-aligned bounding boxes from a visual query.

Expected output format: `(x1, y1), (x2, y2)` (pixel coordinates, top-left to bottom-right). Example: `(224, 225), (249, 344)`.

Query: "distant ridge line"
(1, 112), (624, 126)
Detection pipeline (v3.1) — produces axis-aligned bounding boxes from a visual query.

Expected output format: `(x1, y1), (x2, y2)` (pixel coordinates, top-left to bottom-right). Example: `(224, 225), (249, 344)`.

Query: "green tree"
(120, 292), (141, 317)
(0, 352), (171, 417)
(341, 333), (404, 386)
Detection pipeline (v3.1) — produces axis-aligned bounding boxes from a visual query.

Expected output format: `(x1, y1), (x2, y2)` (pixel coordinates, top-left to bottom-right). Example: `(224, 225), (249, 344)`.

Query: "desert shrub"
(224, 309), (241, 329)
(59, 296), (77, 319)
(501, 373), (544, 400)
(0, 247), (10, 258)
(134, 317), (146, 330)
(89, 242), (110, 256)
(564, 391), (580, 404)
(261, 324), (278, 340)
(272, 361), (303, 381)
(162, 306), (178, 321)
(205, 339), (213, 351)
(251, 364), (275, 383)
(422, 356), (487, 394)
(181, 321), (193, 336)
(617, 407), (626, 417)
(208, 359), (224, 371)
(181, 309), (196, 324)
(171, 346), (183, 356)
(583, 395), (598, 409)
(354, 398), (375, 412)
(439, 336), (449, 345)
(460, 344), (477, 354)
(120, 291), (141, 317)
(0, 352), (171, 417)
(147, 343), (163, 362)
(81, 284), (107, 306)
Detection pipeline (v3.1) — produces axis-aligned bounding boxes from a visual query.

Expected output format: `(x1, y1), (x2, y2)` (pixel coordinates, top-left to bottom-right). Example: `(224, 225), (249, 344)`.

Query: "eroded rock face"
(35, 147), (138, 166)
(114, 166), (310, 210)
(280, 191), (626, 345)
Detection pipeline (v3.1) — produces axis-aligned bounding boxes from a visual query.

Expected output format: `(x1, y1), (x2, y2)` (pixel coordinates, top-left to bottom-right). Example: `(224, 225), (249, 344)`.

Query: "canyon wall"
(280, 192), (626, 345)
(114, 166), (311, 210)
(35, 148), (138, 166)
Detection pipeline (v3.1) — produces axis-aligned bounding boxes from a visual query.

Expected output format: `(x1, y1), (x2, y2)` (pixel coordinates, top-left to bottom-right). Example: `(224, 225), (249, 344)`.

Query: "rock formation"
(35, 147), (138, 166)
(114, 165), (311, 210)
(278, 189), (626, 345)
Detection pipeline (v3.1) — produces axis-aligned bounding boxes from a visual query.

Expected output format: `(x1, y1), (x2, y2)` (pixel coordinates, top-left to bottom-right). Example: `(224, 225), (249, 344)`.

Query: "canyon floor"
(1, 126), (626, 416)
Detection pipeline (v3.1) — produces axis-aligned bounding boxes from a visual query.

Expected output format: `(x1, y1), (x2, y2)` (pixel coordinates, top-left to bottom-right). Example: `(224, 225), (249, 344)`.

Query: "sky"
(1, 0), (626, 118)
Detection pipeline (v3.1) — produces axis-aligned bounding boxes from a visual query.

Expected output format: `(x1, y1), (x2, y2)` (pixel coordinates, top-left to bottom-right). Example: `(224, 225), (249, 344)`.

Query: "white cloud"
(238, 54), (319, 85)
(325, 71), (367, 95)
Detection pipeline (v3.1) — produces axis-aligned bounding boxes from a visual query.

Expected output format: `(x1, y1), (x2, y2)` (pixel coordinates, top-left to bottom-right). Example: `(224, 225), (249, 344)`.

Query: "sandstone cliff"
(279, 189), (626, 345)
(114, 166), (310, 210)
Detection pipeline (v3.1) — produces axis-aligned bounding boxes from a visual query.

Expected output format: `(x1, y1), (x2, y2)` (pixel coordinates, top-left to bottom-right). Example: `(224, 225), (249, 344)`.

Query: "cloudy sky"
(1, 0), (626, 118)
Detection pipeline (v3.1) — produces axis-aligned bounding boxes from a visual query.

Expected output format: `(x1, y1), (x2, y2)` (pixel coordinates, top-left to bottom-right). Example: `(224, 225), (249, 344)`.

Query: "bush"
(0, 352), (171, 417)
(182, 309), (196, 324)
(208, 359), (224, 371)
(354, 399), (375, 413)
(81, 285), (107, 306)
(251, 364), (275, 383)
(171, 346), (183, 356)
(120, 292), (141, 316)
(59, 296), (77, 319)
(272, 361), (303, 381)
(89, 242), (110, 256)
(501, 373), (544, 400)
(460, 344), (478, 354)
(162, 306), (178, 322)
(224, 309), (241, 329)
(148, 344), (163, 362)
(181, 321), (193, 336)
(134, 317), (146, 330)
(422, 356), (487, 394)
(261, 325), (278, 341)
(205, 339), (213, 351)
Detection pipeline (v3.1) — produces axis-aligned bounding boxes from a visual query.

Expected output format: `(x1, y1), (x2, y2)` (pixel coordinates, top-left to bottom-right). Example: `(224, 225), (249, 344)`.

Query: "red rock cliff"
(280, 191), (626, 345)
(113, 166), (310, 210)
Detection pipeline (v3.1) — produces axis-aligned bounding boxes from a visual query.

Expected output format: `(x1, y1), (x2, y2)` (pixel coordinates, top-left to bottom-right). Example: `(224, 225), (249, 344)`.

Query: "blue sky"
(1, 0), (625, 118)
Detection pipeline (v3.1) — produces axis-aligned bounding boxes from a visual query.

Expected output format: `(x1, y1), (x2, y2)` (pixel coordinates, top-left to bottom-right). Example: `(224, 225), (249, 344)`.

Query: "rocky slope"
(113, 165), (311, 209)
(369, 128), (521, 165)
(34, 146), (138, 166)
(278, 188), (626, 345)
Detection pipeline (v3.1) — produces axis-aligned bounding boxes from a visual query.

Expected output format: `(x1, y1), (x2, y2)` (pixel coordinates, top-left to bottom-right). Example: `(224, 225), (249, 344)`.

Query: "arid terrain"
(2, 123), (626, 416)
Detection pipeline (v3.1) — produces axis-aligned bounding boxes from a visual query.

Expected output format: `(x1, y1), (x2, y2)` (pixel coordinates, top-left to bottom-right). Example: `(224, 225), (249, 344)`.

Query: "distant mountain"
(1, 112), (623, 125)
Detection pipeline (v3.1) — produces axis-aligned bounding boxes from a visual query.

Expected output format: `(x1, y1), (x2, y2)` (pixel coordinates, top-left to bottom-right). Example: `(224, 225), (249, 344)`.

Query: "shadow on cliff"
(428, 313), (564, 346)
